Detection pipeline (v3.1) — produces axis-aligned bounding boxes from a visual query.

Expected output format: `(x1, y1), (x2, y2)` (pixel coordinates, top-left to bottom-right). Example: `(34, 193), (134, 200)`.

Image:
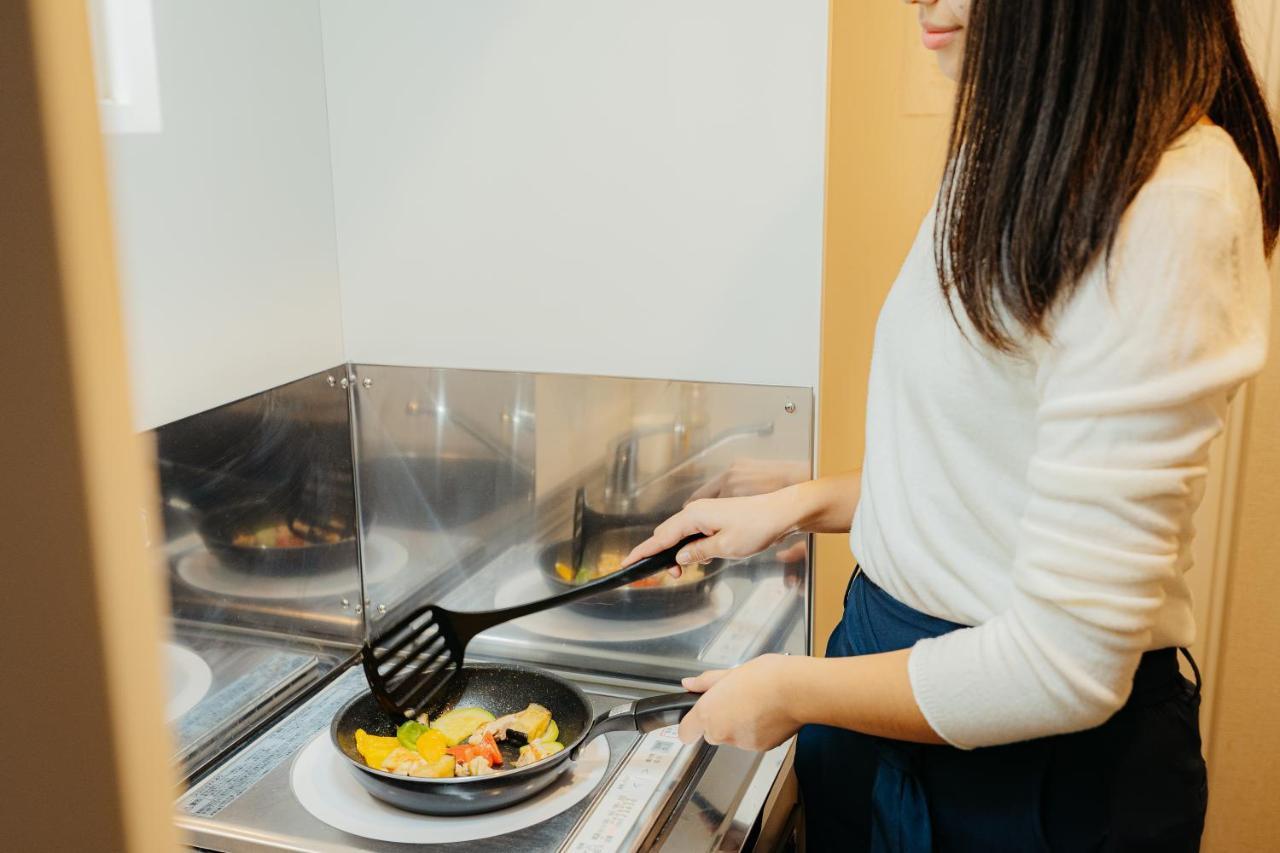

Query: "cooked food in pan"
(333, 665), (699, 815)
(230, 518), (348, 549)
(354, 703), (563, 779)
(554, 544), (705, 588)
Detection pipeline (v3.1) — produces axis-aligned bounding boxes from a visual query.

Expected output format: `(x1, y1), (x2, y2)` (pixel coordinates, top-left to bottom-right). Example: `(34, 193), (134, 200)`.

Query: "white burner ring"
(177, 533), (407, 601)
(492, 570), (734, 642)
(163, 642), (212, 722)
(291, 732), (610, 844)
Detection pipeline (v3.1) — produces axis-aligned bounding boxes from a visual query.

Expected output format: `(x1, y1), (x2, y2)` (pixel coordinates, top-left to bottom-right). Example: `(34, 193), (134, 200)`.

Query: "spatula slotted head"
(362, 604), (463, 718)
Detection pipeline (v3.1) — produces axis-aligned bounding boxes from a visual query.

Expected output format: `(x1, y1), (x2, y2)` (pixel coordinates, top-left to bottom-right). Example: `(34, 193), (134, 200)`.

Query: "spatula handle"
(471, 535), (703, 631)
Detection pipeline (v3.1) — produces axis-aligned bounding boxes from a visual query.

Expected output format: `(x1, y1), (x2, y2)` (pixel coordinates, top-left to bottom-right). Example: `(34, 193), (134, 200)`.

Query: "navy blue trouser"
(796, 571), (1208, 852)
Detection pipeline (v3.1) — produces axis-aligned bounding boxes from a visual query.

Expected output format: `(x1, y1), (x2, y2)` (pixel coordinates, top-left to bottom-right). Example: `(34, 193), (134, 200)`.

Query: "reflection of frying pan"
(195, 502), (355, 577)
(330, 665), (695, 815)
(358, 455), (533, 529)
(539, 525), (727, 620)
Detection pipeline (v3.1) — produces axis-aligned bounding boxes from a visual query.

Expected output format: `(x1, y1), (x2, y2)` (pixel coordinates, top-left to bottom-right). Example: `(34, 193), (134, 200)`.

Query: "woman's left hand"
(677, 654), (801, 750)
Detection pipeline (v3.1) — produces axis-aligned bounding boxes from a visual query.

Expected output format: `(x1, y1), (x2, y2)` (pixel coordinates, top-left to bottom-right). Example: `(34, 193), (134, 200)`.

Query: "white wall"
(320, 1), (828, 389)
(104, 0), (345, 430)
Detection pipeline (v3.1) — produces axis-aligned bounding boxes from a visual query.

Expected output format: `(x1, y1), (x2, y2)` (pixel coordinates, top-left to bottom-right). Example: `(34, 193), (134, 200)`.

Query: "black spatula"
(363, 534), (701, 718)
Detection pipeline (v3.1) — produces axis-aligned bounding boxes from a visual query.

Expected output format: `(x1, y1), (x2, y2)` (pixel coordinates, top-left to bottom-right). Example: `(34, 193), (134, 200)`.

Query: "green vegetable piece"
(431, 706), (497, 746)
(536, 719), (559, 744)
(396, 720), (429, 750)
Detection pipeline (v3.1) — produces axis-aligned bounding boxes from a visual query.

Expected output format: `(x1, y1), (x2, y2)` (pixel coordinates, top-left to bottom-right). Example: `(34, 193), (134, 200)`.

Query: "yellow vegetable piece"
(431, 706), (497, 746)
(355, 728), (401, 770)
(555, 561), (574, 581)
(422, 754), (455, 778)
(416, 728), (449, 761)
(536, 719), (559, 744)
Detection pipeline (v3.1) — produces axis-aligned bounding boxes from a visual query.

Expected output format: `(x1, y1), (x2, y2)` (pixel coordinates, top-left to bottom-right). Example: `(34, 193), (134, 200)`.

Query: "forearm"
(787, 649), (944, 744)
(776, 470), (861, 535)
(626, 469), (861, 570)
(772, 475), (940, 743)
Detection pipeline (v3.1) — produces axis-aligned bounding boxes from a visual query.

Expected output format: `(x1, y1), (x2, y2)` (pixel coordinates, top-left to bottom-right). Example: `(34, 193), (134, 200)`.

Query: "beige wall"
(1196, 3), (1280, 849)
(815, 0), (951, 646)
(1204, 304), (1280, 850)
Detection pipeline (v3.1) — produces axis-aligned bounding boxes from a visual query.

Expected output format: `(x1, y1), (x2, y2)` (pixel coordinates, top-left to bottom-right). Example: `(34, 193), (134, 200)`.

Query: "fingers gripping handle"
(571, 692), (700, 759)
(632, 692), (700, 732)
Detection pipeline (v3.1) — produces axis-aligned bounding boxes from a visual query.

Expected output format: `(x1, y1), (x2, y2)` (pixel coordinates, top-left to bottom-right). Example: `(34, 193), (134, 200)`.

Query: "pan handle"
(571, 692), (700, 759)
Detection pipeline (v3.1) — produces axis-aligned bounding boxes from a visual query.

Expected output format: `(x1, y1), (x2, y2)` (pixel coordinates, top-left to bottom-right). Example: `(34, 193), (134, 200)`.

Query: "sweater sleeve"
(907, 184), (1270, 749)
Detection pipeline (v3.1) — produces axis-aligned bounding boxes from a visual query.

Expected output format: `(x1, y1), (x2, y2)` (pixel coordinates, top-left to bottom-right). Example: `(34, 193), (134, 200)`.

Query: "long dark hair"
(938, 0), (1280, 352)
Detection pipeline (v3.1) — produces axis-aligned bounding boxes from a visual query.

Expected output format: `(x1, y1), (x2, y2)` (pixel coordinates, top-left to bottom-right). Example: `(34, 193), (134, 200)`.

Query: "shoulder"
(1037, 126), (1269, 373)
(1103, 125), (1263, 297)
(1130, 125), (1260, 235)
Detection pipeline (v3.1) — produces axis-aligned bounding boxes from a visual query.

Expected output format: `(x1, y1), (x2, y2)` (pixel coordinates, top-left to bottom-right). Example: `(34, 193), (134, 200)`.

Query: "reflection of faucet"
(605, 421), (774, 507)
(604, 422), (681, 506)
(405, 396), (534, 478)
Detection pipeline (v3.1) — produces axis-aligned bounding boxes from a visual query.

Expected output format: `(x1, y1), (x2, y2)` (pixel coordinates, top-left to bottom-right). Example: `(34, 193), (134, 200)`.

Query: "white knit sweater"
(850, 125), (1272, 749)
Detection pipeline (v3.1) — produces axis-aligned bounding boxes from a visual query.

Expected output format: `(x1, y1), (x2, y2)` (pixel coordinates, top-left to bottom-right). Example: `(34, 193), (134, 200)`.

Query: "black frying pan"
(331, 664), (696, 815)
(195, 501), (356, 577)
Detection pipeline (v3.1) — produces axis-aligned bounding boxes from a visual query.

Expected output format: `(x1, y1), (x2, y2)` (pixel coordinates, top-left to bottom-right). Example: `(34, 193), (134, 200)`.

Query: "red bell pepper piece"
(445, 732), (503, 766)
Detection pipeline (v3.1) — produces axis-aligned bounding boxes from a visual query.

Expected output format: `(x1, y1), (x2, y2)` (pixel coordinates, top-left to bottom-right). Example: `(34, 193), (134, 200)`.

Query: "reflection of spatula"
(570, 487), (673, 570)
(362, 533), (702, 718)
(571, 487), (591, 571)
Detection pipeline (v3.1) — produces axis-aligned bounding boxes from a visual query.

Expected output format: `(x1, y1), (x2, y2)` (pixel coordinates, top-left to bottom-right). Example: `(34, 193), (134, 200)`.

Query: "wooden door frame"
(1194, 0), (1280, 755)
(0, 2), (178, 849)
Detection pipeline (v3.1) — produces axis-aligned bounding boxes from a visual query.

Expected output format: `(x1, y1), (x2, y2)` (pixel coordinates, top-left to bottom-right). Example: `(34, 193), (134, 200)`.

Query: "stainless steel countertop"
(169, 623), (351, 778)
(176, 663), (794, 853)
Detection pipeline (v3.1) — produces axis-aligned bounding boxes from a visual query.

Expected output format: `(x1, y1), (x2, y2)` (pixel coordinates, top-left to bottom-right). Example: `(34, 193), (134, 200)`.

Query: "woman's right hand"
(621, 491), (799, 577)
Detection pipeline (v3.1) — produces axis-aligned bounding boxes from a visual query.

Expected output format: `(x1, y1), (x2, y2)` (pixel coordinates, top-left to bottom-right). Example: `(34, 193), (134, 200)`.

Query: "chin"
(936, 50), (962, 82)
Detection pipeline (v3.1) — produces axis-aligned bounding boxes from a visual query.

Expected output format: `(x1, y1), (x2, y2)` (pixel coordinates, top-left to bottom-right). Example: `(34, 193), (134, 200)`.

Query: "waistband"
(847, 569), (1196, 706)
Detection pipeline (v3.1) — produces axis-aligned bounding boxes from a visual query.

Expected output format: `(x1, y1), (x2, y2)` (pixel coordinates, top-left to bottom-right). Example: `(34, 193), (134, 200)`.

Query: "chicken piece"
(596, 551), (624, 575)
(468, 712), (519, 744)
(454, 756), (496, 777)
(381, 747), (432, 776)
(515, 740), (564, 768)
(381, 747), (454, 778)
(468, 703), (552, 744)
(510, 704), (552, 740)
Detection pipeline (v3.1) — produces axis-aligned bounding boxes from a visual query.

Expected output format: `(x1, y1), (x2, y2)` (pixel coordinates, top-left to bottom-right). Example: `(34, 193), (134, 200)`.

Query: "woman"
(623, 0), (1279, 849)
